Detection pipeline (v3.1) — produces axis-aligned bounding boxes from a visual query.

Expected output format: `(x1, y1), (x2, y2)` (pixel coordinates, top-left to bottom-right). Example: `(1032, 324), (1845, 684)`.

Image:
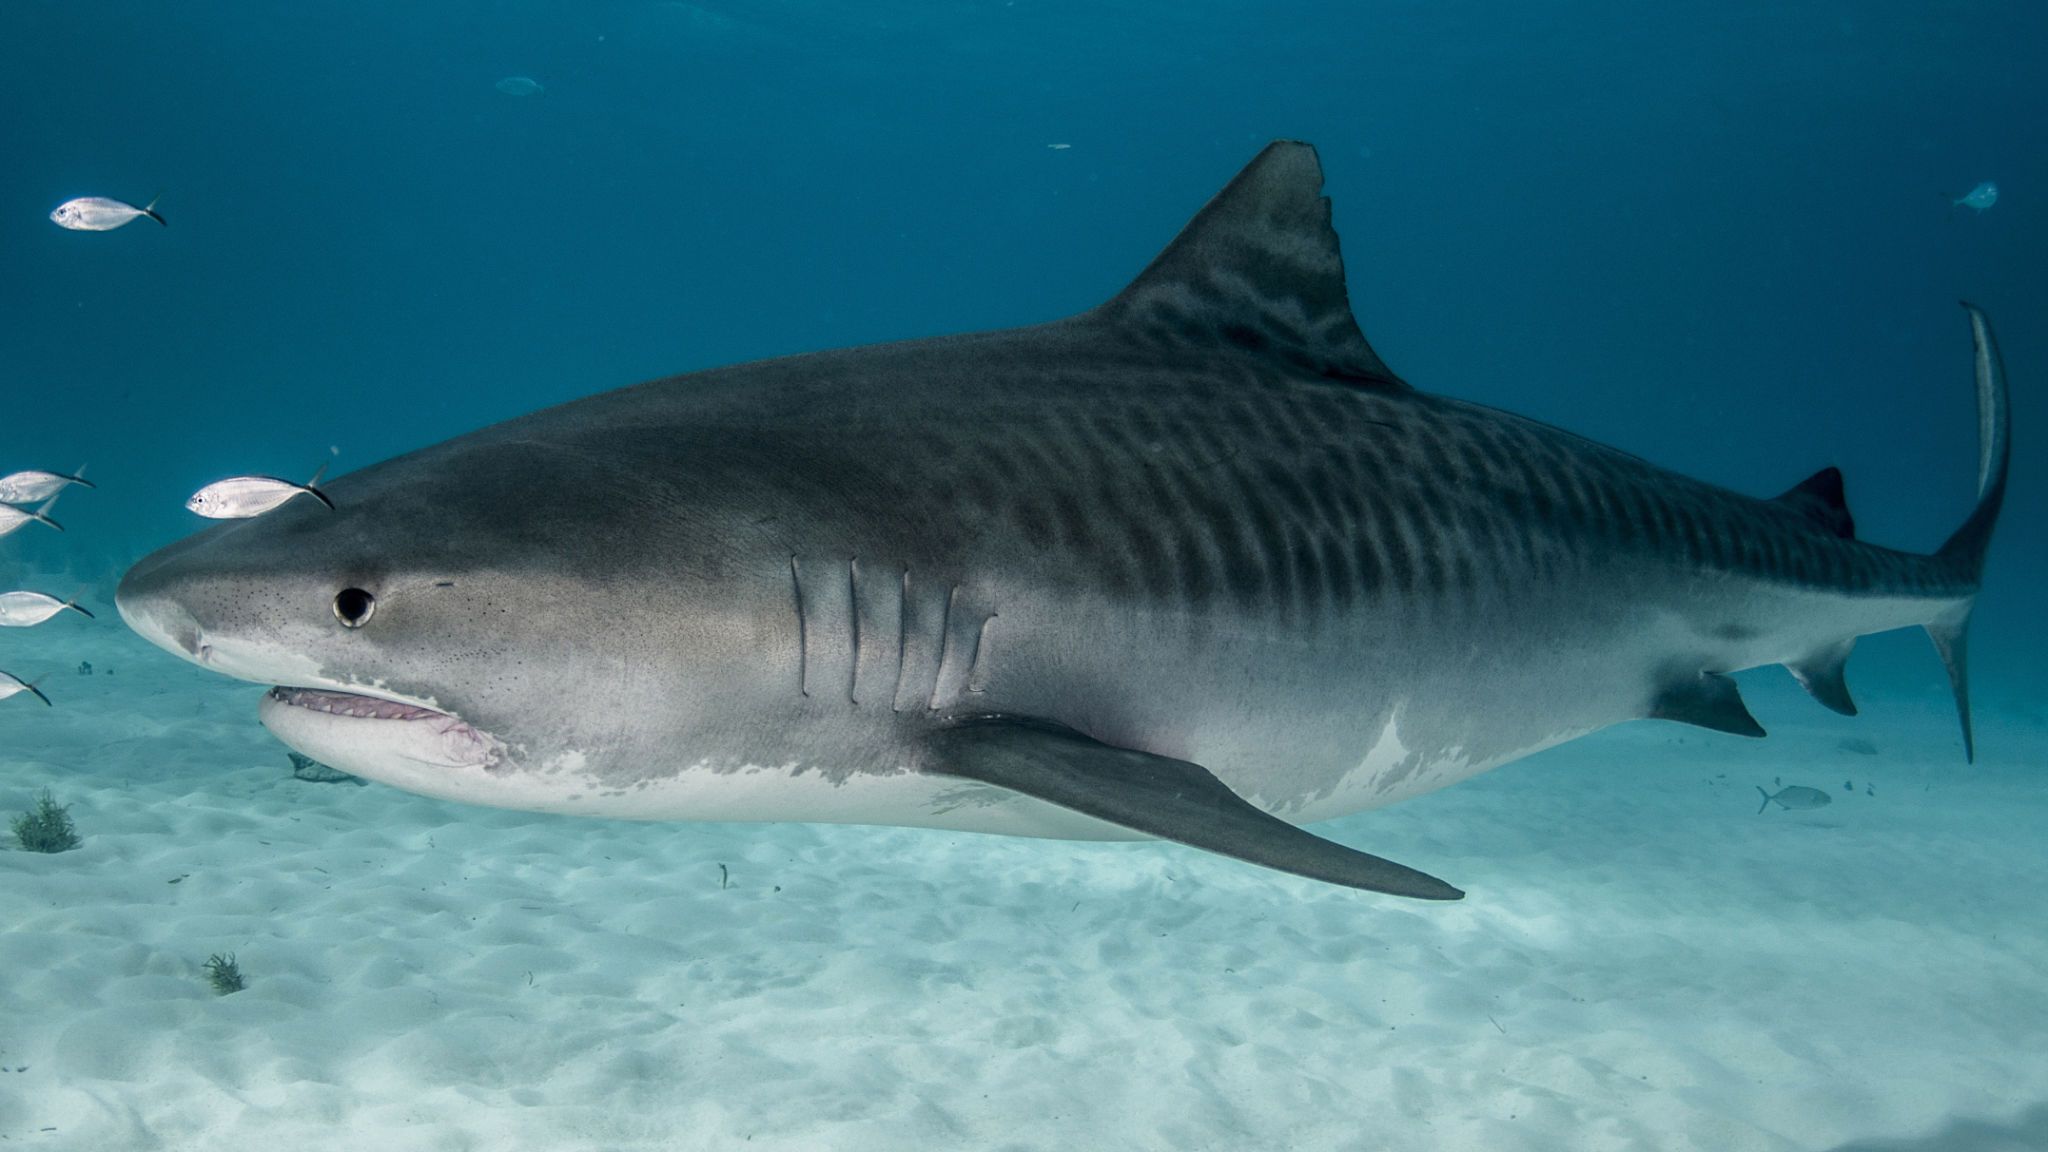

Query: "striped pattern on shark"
(115, 142), (2011, 899)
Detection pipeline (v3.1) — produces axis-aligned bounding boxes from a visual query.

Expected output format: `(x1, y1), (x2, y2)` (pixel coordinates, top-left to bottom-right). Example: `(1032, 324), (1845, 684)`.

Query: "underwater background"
(3, 2), (2045, 1149)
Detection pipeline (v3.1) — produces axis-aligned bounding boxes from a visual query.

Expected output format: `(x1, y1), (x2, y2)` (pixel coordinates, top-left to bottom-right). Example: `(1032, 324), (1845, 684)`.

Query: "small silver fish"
(1757, 785), (1832, 814)
(186, 464), (333, 519)
(0, 670), (51, 707)
(1953, 181), (1998, 213)
(0, 495), (63, 538)
(0, 466), (92, 504)
(495, 75), (544, 97)
(0, 591), (93, 627)
(50, 195), (166, 231)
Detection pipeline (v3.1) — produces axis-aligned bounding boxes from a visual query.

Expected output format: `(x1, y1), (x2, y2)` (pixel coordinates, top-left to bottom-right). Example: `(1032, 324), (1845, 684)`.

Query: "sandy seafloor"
(2, 619), (2045, 1152)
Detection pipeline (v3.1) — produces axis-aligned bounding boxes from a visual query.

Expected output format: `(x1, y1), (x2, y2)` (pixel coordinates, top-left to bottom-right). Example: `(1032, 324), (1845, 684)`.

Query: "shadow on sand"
(1829, 1104), (2048, 1152)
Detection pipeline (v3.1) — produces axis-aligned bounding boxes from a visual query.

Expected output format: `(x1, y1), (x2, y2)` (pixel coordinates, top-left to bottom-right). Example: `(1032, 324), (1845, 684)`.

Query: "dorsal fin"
(1772, 466), (1856, 539)
(1094, 141), (1405, 388)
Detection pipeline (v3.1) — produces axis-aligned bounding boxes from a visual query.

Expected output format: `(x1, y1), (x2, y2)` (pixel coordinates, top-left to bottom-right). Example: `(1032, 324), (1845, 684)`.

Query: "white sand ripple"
(3, 627), (2045, 1150)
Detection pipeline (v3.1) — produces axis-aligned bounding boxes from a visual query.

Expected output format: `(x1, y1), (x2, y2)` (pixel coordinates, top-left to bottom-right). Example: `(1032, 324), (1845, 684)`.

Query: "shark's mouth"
(261, 686), (504, 772)
(268, 687), (452, 723)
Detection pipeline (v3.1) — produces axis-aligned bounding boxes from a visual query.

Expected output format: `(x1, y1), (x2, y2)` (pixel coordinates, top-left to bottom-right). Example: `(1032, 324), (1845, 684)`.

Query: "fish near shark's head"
(117, 433), (753, 811)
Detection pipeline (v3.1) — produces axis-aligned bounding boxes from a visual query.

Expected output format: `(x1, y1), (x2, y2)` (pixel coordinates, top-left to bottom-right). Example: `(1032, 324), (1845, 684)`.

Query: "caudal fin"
(1926, 304), (2012, 762)
(141, 192), (166, 226)
(299, 460), (336, 510)
(29, 493), (63, 532)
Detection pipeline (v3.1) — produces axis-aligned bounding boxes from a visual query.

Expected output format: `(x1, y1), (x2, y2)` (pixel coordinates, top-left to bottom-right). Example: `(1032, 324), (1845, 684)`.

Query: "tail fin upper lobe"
(1925, 304), (2012, 763)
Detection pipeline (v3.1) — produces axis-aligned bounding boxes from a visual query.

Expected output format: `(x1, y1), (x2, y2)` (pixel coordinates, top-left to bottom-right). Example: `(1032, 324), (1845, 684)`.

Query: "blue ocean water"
(3, 3), (2045, 1149)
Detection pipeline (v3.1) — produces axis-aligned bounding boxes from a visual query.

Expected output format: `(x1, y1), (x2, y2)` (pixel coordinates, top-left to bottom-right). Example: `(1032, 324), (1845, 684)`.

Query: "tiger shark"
(116, 142), (2011, 899)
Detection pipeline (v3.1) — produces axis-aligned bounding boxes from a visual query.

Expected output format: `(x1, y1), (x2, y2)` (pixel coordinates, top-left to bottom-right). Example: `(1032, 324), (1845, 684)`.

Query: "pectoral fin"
(921, 715), (1463, 900)
(1650, 671), (1766, 737)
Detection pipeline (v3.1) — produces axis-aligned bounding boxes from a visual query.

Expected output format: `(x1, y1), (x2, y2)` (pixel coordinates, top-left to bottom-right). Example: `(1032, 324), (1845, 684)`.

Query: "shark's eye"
(333, 588), (376, 629)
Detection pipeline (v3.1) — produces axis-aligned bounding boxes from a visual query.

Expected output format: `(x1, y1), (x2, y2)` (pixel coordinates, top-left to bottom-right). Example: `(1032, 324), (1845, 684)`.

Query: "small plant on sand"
(202, 953), (246, 996)
(10, 790), (79, 853)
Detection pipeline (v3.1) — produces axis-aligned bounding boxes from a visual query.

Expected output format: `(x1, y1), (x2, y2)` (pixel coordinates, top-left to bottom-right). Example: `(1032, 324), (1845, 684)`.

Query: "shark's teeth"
(268, 686), (448, 723)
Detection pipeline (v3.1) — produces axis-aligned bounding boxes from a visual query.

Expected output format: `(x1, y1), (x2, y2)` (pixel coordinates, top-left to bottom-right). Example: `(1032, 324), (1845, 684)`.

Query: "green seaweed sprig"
(10, 790), (79, 853)
(201, 953), (246, 995)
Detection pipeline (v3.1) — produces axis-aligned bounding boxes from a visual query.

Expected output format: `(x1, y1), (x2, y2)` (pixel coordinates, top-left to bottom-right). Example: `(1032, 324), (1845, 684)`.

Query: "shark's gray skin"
(117, 142), (2012, 899)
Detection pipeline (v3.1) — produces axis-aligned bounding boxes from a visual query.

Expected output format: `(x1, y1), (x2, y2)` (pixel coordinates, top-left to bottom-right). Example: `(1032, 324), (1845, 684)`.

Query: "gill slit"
(789, 556), (809, 698)
(892, 568), (911, 713)
(966, 613), (998, 694)
(847, 557), (862, 706)
(928, 584), (959, 711)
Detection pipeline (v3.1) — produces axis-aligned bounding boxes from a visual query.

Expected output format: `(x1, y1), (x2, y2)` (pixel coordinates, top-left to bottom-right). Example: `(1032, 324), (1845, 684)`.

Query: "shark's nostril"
(166, 620), (205, 658)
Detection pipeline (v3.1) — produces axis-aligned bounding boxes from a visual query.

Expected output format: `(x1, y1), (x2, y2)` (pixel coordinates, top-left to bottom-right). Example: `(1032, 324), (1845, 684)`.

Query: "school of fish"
(5, 453), (340, 704)
(1, 469), (95, 704)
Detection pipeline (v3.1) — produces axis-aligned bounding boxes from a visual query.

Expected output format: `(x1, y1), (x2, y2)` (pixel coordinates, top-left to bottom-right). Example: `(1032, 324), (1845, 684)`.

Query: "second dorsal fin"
(1093, 141), (1405, 388)
(1772, 466), (1856, 539)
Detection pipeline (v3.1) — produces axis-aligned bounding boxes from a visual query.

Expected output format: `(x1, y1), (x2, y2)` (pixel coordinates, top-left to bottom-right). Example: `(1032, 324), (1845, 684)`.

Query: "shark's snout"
(116, 559), (208, 662)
